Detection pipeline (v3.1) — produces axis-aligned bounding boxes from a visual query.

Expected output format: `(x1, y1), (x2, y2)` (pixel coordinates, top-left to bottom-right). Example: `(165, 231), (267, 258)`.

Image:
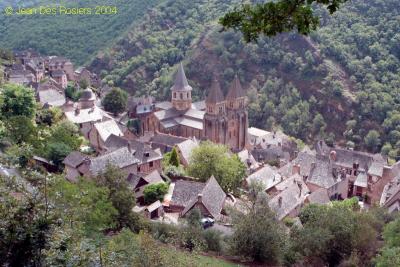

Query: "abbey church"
(146, 63), (248, 151)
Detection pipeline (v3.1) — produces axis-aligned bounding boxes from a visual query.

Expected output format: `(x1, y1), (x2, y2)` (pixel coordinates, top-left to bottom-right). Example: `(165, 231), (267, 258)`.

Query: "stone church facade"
(146, 63), (248, 151)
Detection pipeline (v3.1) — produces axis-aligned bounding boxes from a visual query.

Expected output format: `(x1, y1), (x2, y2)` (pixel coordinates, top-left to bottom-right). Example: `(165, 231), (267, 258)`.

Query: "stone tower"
(171, 62), (192, 110)
(225, 75), (248, 151)
(204, 77), (227, 144)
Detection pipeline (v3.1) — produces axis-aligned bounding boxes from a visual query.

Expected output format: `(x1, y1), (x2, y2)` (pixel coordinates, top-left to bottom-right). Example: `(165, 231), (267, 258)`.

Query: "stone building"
(146, 63), (248, 151)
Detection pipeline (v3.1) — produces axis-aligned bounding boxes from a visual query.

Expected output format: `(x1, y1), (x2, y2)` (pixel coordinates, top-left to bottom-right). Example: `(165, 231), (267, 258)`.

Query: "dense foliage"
(101, 87), (128, 115)
(143, 182), (169, 205)
(0, 0), (162, 65)
(0, 83), (82, 169)
(220, 0), (348, 41)
(90, 0), (399, 159)
(187, 141), (246, 194)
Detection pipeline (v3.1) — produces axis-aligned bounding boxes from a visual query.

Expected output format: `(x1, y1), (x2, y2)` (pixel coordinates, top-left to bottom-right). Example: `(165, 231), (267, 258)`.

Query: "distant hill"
(89, 0), (399, 157)
(0, 0), (162, 65)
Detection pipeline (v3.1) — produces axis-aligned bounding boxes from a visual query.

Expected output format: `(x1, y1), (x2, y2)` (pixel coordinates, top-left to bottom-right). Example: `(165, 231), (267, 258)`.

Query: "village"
(3, 49), (400, 232)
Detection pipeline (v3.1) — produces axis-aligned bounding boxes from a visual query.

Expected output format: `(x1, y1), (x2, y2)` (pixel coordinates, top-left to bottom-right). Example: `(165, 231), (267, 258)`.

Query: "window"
(149, 161), (153, 168)
(187, 92), (189, 98)
(180, 93), (183, 99)
(174, 92), (176, 98)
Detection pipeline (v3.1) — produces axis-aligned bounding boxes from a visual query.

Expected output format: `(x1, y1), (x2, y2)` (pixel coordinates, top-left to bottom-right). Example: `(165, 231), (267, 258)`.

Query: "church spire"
(206, 76), (225, 104)
(170, 62), (192, 92)
(226, 74), (245, 100)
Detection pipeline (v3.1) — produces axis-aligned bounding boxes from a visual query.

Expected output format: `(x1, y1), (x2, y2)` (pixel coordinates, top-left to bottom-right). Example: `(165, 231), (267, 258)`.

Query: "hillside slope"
(0, 0), (162, 65)
(90, 0), (399, 156)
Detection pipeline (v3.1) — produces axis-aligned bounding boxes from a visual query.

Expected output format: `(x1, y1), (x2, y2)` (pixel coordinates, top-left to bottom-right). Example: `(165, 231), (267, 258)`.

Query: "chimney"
(329, 150), (337, 161)
(311, 161), (316, 171)
(197, 194), (203, 203)
(278, 196), (282, 207)
(292, 164), (301, 175)
(298, 182), (303, 197)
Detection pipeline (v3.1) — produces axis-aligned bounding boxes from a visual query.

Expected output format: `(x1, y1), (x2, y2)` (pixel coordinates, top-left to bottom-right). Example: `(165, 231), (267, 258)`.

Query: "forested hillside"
(0, 0), (162, 65)
(92, 0), (399, 159)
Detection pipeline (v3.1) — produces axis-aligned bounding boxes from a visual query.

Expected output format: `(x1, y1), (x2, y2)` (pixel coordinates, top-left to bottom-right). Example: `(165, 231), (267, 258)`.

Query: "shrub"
(143, 183), (169, 204)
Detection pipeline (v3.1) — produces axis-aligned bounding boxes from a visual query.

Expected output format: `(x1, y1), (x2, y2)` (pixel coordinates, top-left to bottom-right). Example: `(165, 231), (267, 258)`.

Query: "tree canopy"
(187, 141), (246, 193)
(101, 87), (128, 115)
(219, 0), (349, 42)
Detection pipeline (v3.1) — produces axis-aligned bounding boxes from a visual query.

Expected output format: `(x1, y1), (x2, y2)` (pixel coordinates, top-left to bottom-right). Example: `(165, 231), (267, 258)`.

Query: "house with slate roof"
(88, 147), (140, 176)
(168, 176), (226, 220)
(315, 140), (390, 204)
(268, 174), (309, 220)
(88, 120), (124, 152)
(63, 151), (90, 182)
(104, 135), (162, 174)
(127, 170), (165, 205)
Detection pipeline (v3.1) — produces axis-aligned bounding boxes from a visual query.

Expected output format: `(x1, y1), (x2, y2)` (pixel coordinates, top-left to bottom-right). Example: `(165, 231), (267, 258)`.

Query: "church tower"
(225, 75), (248, 151)
(204, 77), (228, 144)
(171, 63), (192, 110)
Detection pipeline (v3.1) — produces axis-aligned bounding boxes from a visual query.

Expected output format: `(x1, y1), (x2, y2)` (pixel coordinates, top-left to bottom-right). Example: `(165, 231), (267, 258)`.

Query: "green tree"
(169, 147), (180, 167)
(143, 183), (168, 205)
(364, 130), (381, 152)
(312, 113), (327, 136)
(187, 141), (246, 193)
(0, 83), (36, 118)
(47, 142), (72, 171)
(230, 192), (285, 263)
(0, 176), (53, 266)
(101, 88), (128, 115)
(96, 164), (142, 231)
(219, 0), (349, 42)
(6, 115), (37, 144)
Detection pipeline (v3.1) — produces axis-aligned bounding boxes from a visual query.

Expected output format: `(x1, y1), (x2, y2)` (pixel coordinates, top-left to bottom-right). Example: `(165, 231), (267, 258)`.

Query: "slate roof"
(381, 175), (400, 207)
(38, 89), (66, 107)
(269, 177), (308, 220)
(170, 63), (192, 92)
(307, 188), (330, 204)
(206, 77), (224, 104)
(153, 108), (205, 130)
(150, 133), (188, 147)
(191, 100), (206, 110)
(354, 172), (368, 188)
(51, 70), (65, 77)
(226, 74), (245, 100)
(63, 151), (87, 168)
(94, 120), (123, 142)
(104, 134), (129, 151)
(90, 147), (140, 175)
(176, 138), (199, 164)
(127, 170), (164, 189)
(368, 161), (384, 177)
(129, 140), (162, 163)
(64, 106), (106, 124)
(181, 176), (226, 219)
(279, 151), (317, 178)
(307, 156), (339, 189)
(146, 200), (162, 212)
(155, 101), (173, 110)
(170, 180), (205, 208)
(246, 165), (282, 191)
